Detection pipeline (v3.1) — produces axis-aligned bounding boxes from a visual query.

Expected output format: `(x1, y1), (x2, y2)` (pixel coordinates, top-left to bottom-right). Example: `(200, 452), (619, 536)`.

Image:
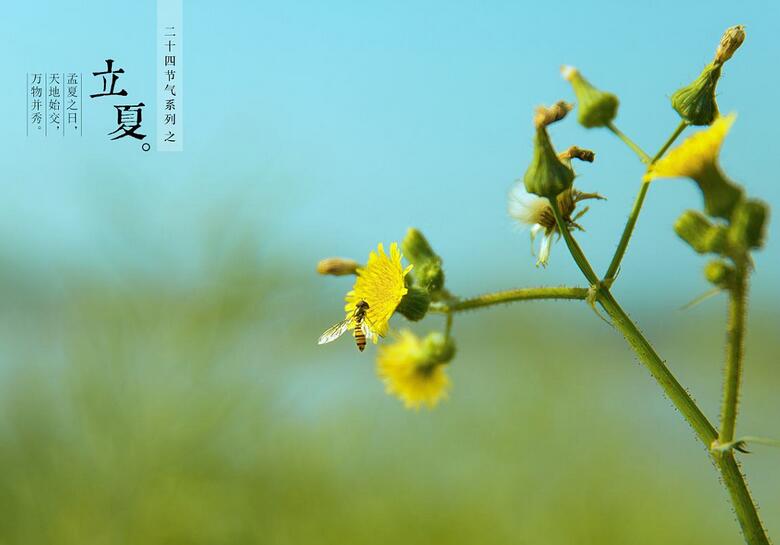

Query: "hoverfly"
(318, 299), (376, 351)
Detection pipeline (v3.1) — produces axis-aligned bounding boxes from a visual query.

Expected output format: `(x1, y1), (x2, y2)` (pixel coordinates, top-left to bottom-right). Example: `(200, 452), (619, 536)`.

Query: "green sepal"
(565, 68), (619, 128)
(524, 127), (575, 199)
(671, 63), (722, 126)
(694, 165), (743, 220)
(396, 286), (430, 322)
(421, 332), (456, 366)
(728, 199), (769, 250)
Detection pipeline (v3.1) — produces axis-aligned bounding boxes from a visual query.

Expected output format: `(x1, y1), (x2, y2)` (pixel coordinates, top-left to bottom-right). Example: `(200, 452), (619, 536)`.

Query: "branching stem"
(604, 120), (689, 281)
(551, 212), (769, 545)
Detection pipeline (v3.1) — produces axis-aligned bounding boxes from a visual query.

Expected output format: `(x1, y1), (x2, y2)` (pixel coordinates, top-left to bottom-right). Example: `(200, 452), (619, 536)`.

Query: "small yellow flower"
(377, 330), (452, 410)
(647, 114), (735, 181)
(344, 242), (413, 339)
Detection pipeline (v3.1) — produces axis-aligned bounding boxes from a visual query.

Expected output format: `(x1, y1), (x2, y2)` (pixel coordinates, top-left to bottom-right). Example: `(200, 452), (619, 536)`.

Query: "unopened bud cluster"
(675, 196), (767, 289)
(394, 227), (452, 321)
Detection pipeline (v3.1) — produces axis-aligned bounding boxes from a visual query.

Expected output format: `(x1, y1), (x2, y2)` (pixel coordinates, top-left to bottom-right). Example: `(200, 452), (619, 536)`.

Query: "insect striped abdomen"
(354, 317), (367, 351)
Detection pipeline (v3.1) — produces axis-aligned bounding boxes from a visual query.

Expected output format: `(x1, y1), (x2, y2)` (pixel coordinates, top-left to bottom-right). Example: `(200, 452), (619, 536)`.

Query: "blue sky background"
(0, 0), (778, 309)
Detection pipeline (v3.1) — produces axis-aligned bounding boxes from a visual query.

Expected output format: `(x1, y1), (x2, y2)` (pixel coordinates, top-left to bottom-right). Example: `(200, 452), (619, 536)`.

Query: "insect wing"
(361, 316), (379, 341)
(318, 319), (350, 345)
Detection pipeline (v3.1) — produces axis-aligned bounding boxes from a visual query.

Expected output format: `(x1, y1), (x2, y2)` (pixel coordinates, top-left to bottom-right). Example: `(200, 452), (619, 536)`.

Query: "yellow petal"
(648, 114), (735, 180)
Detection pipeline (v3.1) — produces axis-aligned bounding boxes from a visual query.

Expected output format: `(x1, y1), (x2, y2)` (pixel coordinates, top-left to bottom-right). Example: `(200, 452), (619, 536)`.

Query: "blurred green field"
(0, 230), (777, 545)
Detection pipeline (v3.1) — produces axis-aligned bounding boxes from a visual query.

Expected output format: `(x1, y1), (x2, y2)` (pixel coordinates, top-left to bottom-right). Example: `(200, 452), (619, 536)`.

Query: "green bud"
(396, 286), (430, 322)
(402, 228), (445, 293)
(421, 332), (456, 366)
(694, 164), (743, 220)
(728, 199), (769, 250)
(671, 62), (722, 126)
(524, 126), (575, 199)
(674, 210), (728, 254)
(704, 259), (736, 289)
(561, 66), (619, 128)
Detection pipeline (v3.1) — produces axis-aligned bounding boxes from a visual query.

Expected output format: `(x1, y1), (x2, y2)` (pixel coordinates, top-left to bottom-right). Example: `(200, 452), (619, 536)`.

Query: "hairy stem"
(720, 267), (748, 444)
(431, 286), (588, 313)
(604, 120), (688, 281)
(553, 220), (769, 545)
(549, 199), (601, 286)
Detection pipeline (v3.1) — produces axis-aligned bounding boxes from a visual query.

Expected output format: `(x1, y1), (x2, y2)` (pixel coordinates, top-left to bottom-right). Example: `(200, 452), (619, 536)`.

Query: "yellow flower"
(344, 242), (413, 339)
(647, 114), (743, 219)
(647, 114), (735, 180)
(377, 330), (452, 410)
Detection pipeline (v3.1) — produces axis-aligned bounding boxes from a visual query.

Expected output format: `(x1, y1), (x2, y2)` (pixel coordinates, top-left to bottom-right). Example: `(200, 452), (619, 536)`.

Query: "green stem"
(555, 224), (769, 545)
(431, 286), (588, 313)
(650, 120), (689, 163)
(604, 121), (689, 281)
(606, 121), (651, 163)
(549, 199), (601, 286)
(604, 180), (651, 281)
(719, 267), (748, 444)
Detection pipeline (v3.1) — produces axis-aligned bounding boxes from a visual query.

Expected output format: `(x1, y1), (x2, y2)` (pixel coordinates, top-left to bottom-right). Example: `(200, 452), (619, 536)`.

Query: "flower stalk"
(720, 265), (748, 444)
(430, 286), (589, 313)
(606, 121), (651, 163)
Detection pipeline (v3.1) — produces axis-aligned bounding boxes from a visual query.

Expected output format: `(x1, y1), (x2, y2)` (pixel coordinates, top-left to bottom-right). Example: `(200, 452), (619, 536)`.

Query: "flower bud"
(728, 198), (769, 250)
(396, 286), (430, 322)
(674, 210), (728, 254)
(671, 26), (745, 127)
(316, 257), (359, 276)
(524, 107), (575, 199)
(671, 62), (722, 126)
(714, 25), (746, 65)
(402, 228), (445, 293)
(561, 66), (619, 128)
(704, 259), (736, 289)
